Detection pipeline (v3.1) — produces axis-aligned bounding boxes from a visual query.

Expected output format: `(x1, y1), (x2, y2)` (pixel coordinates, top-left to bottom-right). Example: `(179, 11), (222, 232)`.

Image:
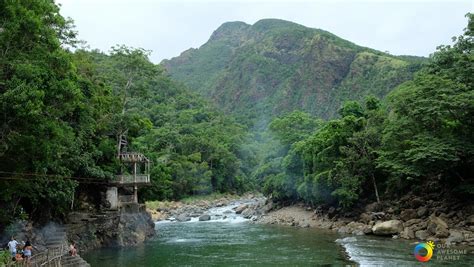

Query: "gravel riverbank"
(254, 194), (474, 247)
(146, 192), (474, 246)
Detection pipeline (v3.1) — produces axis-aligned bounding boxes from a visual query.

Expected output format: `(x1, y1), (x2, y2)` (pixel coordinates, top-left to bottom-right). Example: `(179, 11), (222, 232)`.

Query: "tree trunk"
(117, 132), (122, 158)
(371, 173), (380, 203)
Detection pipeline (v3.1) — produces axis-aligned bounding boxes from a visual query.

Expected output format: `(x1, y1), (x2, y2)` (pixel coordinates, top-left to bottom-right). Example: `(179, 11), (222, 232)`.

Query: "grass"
(145, 200), (163, 210)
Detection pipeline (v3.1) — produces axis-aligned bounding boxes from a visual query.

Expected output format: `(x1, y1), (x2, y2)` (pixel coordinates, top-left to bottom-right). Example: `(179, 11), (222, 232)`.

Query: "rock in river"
(372, 220), (403, 235)
(176, 214), (191, 222)
(199, 214), (211, 221)
(234, 204), (248, 214)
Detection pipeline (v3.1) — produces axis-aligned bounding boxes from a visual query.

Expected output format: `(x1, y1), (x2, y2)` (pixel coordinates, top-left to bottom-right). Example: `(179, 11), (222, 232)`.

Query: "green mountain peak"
(162, 19), (425, 122)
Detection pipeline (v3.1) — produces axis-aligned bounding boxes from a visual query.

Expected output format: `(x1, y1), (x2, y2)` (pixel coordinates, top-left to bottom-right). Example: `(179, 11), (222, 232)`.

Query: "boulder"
(404, 219), (422, 227)
(427, 216), (449, 237)
(435, 227), (450, 238)
(234, 204), (248, 214)
(340, 222), (372, 235)
(415, 230), (430, 240)
(148, 210), (167, 221)
(410, 198), (424, 208)
(467, 215), (474, 225)
(337, 226), (349, 234)
(199, 214), (211, 221)
(400, 227), (415, 239)
(359, 213), (372, 224)
(417, 207), (428, 218)
(400, 209), (417, 221)
(314, 206), (324, 216)
(241, 208), (255, 219)
(365, 202), (383, 213)
(410, 220), (428, 232)
(446, 230), (464, 244)
(372, 220), (403, 235)
(176, 214), (191, 222)
(261, 202), (274, 214)
(371, 212), (386, 220)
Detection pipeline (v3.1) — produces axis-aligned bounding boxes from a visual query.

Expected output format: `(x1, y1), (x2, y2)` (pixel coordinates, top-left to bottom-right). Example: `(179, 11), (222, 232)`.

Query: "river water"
(83, 203), (473, 266)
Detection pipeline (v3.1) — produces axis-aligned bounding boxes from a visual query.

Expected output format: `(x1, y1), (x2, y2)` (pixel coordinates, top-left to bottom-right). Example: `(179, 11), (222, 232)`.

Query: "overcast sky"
(56, 0), (473, 63)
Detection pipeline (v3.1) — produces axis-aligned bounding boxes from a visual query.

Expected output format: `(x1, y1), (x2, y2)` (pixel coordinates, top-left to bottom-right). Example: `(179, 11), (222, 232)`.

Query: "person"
(23, 240), (32, 264)
(69, 242), (77, 256)
(7, 236), (18, 258)
(14, 246), (23, 263)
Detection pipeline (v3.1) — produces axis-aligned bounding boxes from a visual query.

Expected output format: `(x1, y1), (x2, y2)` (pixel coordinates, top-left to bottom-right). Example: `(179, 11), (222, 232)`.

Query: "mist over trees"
(261, 14), (473, 208)
(0, 0), (251, 228)
(0, 0), (472, 230)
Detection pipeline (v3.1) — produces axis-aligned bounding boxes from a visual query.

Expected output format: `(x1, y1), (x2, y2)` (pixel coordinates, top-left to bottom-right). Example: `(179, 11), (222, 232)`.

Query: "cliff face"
(162, 19), (425, 120)
(0, 206), (154, 267)
(66, 204), (155, 252)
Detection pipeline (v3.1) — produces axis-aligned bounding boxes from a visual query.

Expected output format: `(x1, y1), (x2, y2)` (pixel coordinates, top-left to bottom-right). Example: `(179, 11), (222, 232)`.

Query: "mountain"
(162, 19), (425, 122)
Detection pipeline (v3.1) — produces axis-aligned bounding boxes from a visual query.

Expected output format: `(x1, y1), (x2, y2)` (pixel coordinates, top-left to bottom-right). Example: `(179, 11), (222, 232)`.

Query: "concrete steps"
(61, 255), (90, 267)
(30, 224), (91, 267)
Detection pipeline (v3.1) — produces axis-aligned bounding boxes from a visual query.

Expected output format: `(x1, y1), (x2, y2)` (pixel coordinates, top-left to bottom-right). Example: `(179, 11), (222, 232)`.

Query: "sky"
(56, 0), (473, 63)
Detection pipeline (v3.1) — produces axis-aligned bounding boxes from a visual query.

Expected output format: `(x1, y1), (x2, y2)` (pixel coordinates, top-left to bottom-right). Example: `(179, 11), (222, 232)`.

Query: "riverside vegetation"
(0, 0), (473, 256)
(0, 1), (251, 232)
(162, 15), (474, 244)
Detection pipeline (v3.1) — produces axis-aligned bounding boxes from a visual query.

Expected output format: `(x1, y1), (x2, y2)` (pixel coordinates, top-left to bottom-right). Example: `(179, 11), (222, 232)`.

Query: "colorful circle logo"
(414, 241), (435, 262)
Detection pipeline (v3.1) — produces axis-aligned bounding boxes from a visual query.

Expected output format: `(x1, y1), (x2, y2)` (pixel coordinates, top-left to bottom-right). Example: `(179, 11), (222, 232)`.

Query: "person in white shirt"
(7, 236), (19, 257)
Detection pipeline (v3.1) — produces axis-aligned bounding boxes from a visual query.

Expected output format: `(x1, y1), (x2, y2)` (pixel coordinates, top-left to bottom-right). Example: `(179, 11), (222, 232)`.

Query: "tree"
(0, 1), (115, 226)
(378, 13), (473, 195)
(98, 46), (161, 156)
(269, 111), (322, 146)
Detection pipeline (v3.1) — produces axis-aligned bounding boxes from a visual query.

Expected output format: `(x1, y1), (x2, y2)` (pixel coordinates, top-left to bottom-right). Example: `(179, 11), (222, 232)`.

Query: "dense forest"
(0, 1), (252, 229)
(166, 14), (473, 208)
(0, 0), (472, 232)
(261, 14), (474, 208)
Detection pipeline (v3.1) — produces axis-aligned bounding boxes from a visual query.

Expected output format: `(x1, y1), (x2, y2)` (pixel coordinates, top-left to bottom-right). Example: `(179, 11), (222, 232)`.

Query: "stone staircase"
(44, 225), (67, 249)
(30, 225), (90, 267)
(60, 254), (90, 267)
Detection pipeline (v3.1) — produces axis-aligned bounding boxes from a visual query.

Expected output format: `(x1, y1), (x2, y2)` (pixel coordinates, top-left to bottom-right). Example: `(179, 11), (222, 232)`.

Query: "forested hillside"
(0, 1), (251, 229)
(0, 0), (471, 236)
(80, 49), (253, 199)
(262, 14), (473, 208)
(164, 15), (472, 210)
(162, 19), (425, 122)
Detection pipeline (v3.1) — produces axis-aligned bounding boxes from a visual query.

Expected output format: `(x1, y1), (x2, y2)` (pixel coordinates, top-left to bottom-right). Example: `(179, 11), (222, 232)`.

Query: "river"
(83, 203), (473, 266)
